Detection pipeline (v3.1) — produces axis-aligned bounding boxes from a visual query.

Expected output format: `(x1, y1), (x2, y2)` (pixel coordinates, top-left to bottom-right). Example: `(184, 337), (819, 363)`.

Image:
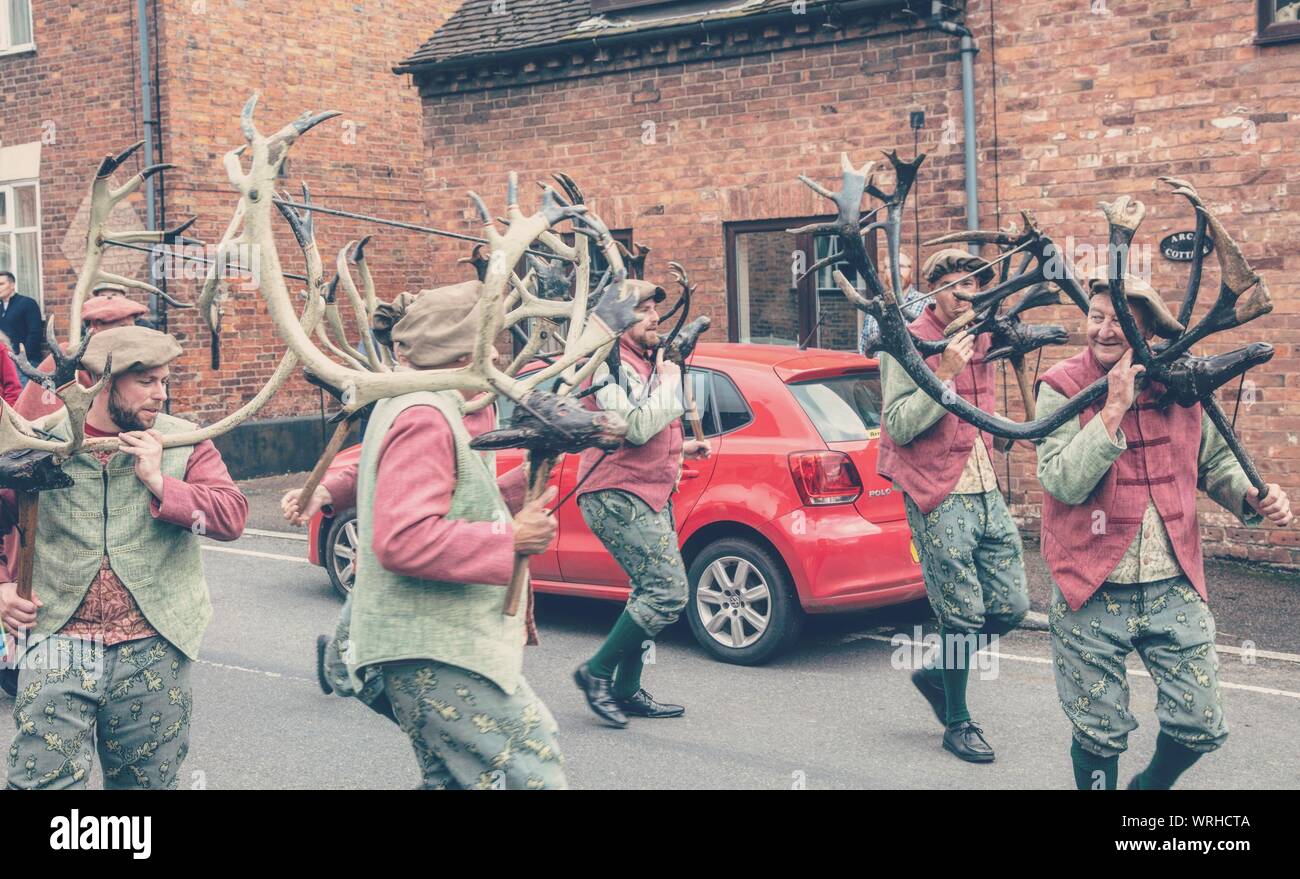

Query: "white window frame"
(0, 178), (44, 308)
(0, 0), (36, 56)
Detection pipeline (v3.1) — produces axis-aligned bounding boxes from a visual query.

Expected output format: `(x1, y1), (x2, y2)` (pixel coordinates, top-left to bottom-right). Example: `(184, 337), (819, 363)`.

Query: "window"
(683, 368), (718, 436)
(0, 1), (34, 54)
(725, 218), (878, 351)
(683, 368), (751, 437)
(787, 372), (884, 443)
(496, 367), (751, 440)
(1258, 0), (1300, 45)
(0, 180), (42, 305)
(712, 371), (752, 433)
(813, 234), (869, 353)
(510, 228), (634, 359)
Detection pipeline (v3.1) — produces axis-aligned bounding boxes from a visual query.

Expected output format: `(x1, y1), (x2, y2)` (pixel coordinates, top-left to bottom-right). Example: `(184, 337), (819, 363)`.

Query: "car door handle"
(681, 468), (701, 479)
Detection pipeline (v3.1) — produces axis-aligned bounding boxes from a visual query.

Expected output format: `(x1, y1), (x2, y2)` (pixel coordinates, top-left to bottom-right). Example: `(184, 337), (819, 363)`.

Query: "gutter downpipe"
(137, 0), (160, 326)
(929, 3), (980, 254)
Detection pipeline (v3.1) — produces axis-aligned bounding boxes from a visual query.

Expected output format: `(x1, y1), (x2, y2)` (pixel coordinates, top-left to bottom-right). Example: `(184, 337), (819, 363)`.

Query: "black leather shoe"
(910, 669), (946, 728)
(573, 664), (628, 728)
(943, 720), (995, 763)
(617, 689), (685, 718)
(316, 635), (333, 695)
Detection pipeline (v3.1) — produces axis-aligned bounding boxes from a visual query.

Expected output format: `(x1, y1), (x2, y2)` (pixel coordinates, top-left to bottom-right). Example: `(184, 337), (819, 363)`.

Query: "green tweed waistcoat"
(348, 390), (524, 693)
(28, 412), (210, 660)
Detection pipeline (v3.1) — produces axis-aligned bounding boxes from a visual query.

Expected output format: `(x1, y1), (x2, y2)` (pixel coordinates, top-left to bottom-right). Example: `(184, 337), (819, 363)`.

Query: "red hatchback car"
(307, 342), (925, 664)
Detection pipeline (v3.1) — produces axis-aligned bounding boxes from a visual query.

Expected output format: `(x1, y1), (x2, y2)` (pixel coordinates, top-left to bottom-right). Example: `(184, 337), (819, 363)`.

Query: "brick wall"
(408, 0), (1300, 565)
(1, 0), (460, 426)
(411, 10), (973, 347)
(0, 0), (144, 316)
(964, 0), (1300, 565)
(6, 0), (1298, 563)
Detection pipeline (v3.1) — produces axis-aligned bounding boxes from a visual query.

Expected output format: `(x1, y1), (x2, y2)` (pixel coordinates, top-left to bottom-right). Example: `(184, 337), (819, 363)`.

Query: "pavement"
(1, 472), (1296, 790)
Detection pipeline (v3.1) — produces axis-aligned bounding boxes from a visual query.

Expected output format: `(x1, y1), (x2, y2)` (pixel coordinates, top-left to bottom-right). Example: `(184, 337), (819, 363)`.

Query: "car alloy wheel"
(696, 555), (772, 649)
(327, 513), (359, 598)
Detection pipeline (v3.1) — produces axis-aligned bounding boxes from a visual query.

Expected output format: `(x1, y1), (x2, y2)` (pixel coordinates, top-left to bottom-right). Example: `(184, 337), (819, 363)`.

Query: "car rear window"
(787, 373), (883, 442)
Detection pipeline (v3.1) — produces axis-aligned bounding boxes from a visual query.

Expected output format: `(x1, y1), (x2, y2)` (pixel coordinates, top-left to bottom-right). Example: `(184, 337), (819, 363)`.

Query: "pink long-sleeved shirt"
(321, 403), (528, 586)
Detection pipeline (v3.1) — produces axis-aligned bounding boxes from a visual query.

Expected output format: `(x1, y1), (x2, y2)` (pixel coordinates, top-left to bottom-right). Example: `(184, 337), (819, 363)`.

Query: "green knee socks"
(1070, 734), (1202, 790)
(933, 629), (973, 726)
(587, 610), (651, 687)
(1071, 738), (1119, 790)
(1133, 732), (1203, 790)
(612, 645), (647, 700)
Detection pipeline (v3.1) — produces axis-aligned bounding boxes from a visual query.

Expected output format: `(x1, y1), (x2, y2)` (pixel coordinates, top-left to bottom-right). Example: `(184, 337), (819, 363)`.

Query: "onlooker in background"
(11, 286), (149, 421)
(0, 271), (44, 387)
(857, 251), (925, 357)
(0, 331), (21, 406)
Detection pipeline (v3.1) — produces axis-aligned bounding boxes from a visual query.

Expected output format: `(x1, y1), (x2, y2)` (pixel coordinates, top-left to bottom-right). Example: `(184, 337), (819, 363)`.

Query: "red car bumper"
(760, 505), (926, 613)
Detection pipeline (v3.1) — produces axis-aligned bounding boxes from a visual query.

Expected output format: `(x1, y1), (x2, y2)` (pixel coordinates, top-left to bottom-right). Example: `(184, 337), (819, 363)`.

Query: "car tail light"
(788, 451), (862, 506)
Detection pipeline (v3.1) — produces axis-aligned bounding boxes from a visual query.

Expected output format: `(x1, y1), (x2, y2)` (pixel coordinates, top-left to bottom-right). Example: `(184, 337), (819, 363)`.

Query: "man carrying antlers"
(0, 287), (155, 701)
(0, 326), (248, 789)
(283, 284), (568, 790)
(877, 248), (1029, 764)
(572, 279), (711, 728)
(1035, 268), (1292, 790)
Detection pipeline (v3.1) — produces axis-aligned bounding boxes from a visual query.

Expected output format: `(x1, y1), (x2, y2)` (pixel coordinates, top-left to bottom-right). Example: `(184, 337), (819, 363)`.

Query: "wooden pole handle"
(682, 374), (706, 444)
(16, 492), (39, 602)
(503, 555), (530, 617)
(503, 456), (556, 617)
(1011, 357), (1037, 421)
(298, 419), (353, 511)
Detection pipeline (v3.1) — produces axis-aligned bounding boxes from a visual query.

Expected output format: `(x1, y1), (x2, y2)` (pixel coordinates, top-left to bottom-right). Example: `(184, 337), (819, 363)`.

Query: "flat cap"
(1084, 266), (1184, 339)
(392, 280), (500, 369)
(83, 295), (149, 324)
(83, 325), (183, 375)
(624, 279), (666, 304)
(922, 248), (994, 287)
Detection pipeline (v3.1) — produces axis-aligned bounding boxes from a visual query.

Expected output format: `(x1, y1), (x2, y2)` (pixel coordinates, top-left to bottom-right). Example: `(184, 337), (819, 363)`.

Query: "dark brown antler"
(10, 319), (93, 391)
(1093, 187), (1276, 499)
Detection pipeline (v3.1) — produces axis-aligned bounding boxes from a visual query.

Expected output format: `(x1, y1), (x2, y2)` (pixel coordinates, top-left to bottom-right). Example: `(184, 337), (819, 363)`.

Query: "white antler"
(68, 143), (178, 347)
(233, 96), (631, 414)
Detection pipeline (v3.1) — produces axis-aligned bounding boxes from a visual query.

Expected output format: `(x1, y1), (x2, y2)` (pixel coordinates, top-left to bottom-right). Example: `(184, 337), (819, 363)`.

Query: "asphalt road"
(1, 474), (1296, 790)
(4, 528), (1297, 790)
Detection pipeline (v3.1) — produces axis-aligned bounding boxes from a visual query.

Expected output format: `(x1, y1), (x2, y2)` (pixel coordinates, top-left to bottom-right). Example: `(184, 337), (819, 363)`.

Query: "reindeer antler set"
(800, 151), (1276, 498)
(0, 91), (655, 489)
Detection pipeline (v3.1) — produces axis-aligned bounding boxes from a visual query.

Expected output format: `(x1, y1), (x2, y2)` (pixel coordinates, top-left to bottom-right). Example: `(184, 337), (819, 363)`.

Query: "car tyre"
(325, 509), (359, 599)
(686, 537), (803, 665)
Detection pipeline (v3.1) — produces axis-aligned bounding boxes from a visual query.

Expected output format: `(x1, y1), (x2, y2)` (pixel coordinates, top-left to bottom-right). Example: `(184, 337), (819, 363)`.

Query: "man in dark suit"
(0, 271), (43, 385)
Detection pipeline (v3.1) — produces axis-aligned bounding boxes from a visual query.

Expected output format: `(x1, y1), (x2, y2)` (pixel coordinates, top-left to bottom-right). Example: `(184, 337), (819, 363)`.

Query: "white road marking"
(843, 632), (1300, 701)
(242, 528), (309, 542)
(201, 544), (309, 564)
(845, 621), (1300, 665)
(197, 658), (315, 685)
(1213, 643), (1300, 663)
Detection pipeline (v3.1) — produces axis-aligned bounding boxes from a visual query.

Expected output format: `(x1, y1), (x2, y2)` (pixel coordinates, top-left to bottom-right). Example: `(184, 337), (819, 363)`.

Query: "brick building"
(0, 0), (458, 474)
(2, 1), (1298, 564)
(397, 0), (1299, 565)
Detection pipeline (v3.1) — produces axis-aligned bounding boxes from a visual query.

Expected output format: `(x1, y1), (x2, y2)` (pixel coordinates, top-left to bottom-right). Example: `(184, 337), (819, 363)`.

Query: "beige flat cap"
(83, 325), (183, 375)
(1084, 266), (1184, 339)
(391, 280), (500, 369)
